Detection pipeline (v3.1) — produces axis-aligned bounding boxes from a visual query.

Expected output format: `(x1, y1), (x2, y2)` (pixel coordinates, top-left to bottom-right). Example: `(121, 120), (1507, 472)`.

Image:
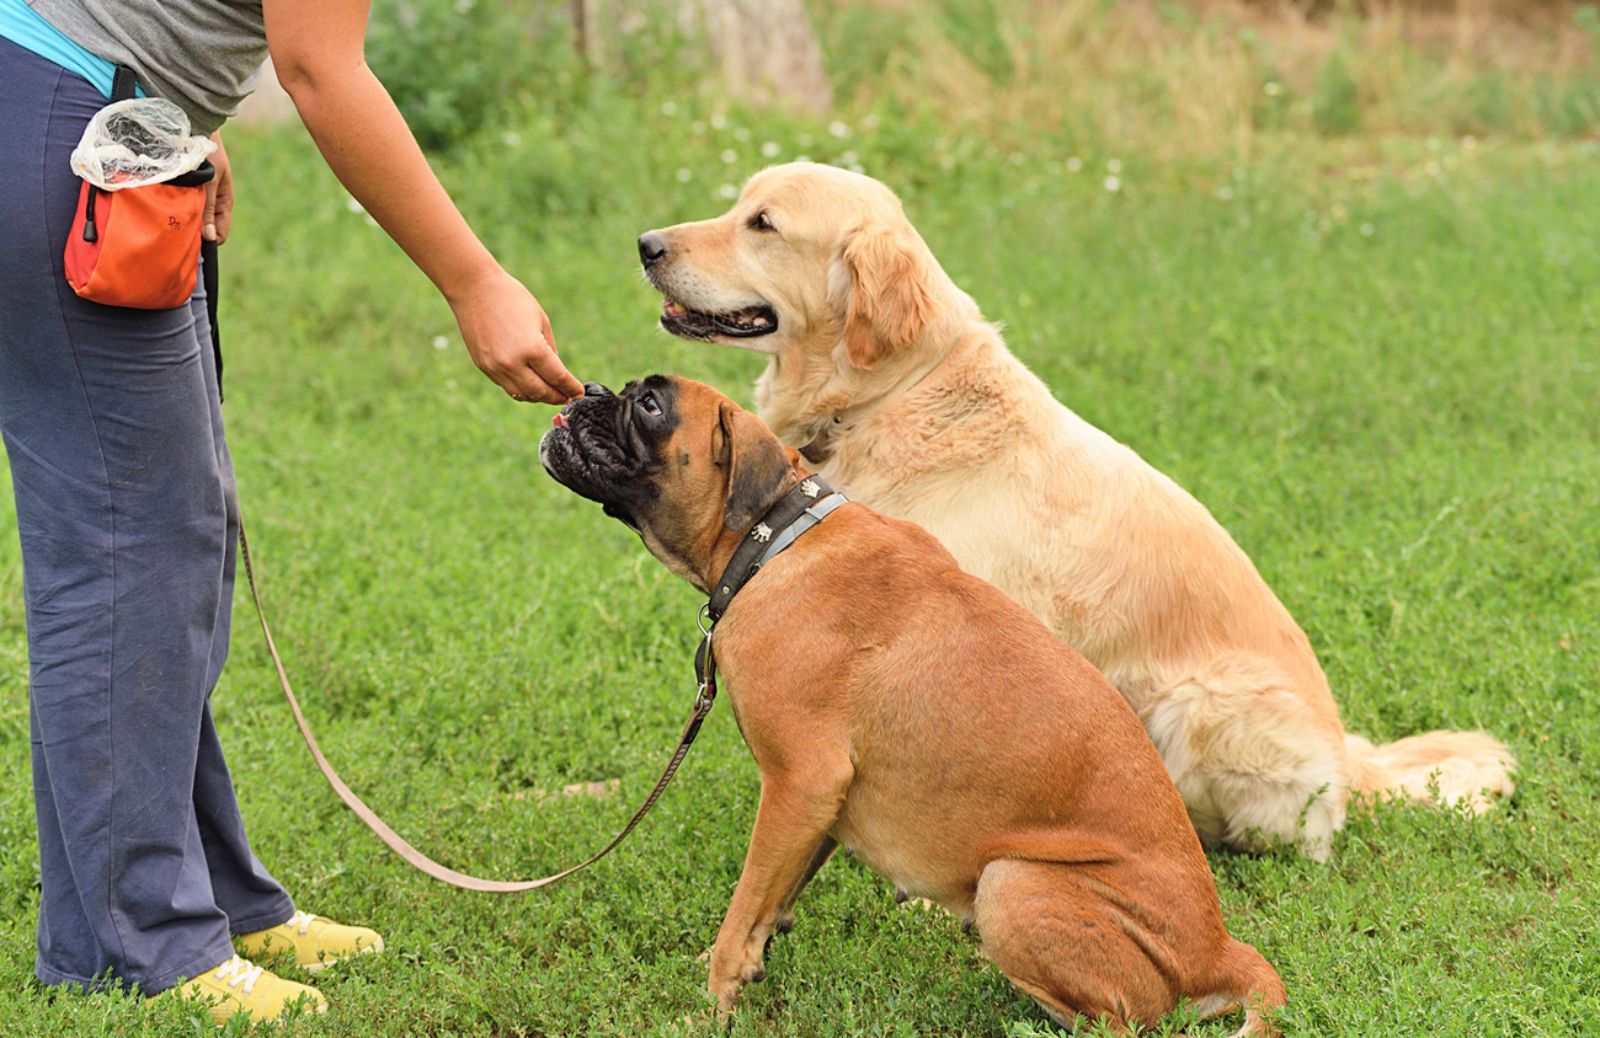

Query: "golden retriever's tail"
(1345, 728), (1515, 812)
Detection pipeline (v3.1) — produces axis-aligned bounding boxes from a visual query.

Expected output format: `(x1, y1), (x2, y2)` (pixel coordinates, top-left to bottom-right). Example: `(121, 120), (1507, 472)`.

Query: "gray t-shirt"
(29, 0), (268, 134)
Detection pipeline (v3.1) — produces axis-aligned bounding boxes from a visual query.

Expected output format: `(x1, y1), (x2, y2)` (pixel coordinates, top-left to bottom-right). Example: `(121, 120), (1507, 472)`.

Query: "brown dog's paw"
(708, 936), (769, 1012)
(709, 976), (742, 1014)
(774, 910), (797, 934)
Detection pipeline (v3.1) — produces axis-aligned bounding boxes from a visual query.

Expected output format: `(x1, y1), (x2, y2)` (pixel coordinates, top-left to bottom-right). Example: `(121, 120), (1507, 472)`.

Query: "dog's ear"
(718, 402), (797, 534)
(840, 221), (936, 369)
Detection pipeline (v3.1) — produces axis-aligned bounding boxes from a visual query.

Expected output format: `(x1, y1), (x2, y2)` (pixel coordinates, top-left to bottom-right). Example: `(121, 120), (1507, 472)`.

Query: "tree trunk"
(691, 0), (833, 113)
(576, 0), (833, 112)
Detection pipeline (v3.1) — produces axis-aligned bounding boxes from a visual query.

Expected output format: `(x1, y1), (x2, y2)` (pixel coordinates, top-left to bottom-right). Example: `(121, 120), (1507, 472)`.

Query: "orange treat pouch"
(65, 166), (213, 310)
(63, 66), (217, 310)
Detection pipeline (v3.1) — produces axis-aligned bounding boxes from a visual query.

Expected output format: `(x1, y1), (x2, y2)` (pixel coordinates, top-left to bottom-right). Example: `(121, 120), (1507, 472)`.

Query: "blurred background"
(245, 0), (1600, 161)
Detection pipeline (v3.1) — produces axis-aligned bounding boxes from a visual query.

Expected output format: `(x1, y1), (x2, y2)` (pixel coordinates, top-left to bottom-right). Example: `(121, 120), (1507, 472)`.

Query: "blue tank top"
(0, 0), (140, 98)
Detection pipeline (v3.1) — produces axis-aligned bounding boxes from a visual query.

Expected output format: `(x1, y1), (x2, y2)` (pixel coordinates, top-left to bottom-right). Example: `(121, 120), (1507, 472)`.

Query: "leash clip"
(692, 607), (717, 714)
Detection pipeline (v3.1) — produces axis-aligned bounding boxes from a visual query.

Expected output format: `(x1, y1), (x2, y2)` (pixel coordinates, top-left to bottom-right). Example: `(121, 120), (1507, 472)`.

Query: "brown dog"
(540, 375), (1286, 1035)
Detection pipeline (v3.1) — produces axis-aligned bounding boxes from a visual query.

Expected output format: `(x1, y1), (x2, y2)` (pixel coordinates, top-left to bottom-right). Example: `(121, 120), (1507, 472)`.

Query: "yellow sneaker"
(163, 953), (326, 1025)
(237, 910), (384, 972)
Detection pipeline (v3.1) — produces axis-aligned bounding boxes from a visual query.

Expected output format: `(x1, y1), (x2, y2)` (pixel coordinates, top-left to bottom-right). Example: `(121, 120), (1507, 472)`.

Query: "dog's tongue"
(552, 413), (570, 429)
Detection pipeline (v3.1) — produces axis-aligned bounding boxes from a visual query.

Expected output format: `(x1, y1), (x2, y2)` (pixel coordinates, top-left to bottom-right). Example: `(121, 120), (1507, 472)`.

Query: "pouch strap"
(111, 65), (138, 102)
(203, 239), (222, 402)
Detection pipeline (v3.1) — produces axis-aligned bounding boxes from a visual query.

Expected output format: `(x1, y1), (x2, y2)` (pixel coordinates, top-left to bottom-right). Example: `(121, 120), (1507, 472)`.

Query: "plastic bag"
(69, 98), (217, 191)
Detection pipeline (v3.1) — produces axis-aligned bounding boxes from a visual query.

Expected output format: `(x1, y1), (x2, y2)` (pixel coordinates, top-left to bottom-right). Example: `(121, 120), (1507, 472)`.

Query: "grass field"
(4, 13), (1600, 1037)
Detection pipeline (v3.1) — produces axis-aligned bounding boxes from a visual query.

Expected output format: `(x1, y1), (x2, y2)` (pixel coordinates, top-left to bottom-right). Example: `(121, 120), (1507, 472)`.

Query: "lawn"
(3, 31), (1600, 1038)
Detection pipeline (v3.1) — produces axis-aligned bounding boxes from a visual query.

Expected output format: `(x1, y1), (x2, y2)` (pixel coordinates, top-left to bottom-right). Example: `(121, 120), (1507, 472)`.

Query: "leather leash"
(210, 207), (715, 890)
(234, 476), (841, 891)
(236, 519), (717, 892)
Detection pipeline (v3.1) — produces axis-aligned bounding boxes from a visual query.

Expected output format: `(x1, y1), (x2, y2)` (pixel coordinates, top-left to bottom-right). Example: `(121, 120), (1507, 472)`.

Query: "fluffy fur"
(639, 162), (1516, 859)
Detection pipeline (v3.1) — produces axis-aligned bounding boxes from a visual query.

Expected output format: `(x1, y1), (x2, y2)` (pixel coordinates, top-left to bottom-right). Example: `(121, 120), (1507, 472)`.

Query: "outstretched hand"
(451, 272), (584, 404)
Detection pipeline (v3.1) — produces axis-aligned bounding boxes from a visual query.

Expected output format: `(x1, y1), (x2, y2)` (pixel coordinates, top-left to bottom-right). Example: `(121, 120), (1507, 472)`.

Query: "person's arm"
(261, 0), (581, 404)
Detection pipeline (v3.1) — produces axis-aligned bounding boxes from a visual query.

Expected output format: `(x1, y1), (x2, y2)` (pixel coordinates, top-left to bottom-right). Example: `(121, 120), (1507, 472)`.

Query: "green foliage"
(1312, 49), (1363, 136)
(1577, 4), (1600, 55)
(365, 0), (579, 152)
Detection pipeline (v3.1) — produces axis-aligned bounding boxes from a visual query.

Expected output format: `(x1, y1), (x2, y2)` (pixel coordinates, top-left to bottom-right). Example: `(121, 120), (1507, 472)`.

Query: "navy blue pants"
(0, 37), (293, 994)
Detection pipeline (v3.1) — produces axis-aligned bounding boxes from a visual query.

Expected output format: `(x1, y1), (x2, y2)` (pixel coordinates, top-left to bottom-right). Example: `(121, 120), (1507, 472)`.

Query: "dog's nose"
(638, 232), (669, 267)
(583, 382), (612, 398)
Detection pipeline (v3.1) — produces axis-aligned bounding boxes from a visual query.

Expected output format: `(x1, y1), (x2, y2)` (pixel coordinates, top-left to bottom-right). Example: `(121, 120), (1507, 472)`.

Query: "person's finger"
(540, 310), (559, 353)
(202, 180), (219, 242)
(529, 343), (584, 400)
(504, 368), (562, 405)
(214, 195), (232, 245)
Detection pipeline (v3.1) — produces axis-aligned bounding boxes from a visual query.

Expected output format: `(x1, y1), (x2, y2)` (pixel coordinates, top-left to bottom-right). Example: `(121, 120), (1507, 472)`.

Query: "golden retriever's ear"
(718, 401), (797, 534)
(841, 222), (936, 369)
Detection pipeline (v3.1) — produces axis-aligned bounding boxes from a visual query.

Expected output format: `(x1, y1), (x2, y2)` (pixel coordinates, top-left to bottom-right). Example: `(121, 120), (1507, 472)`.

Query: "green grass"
(3, 88), (1599, 1037)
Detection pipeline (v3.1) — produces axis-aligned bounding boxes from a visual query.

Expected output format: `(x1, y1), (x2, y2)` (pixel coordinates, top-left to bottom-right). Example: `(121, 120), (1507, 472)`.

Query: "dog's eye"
(748, 210), (775, 232)
(639, 392), (663, 417)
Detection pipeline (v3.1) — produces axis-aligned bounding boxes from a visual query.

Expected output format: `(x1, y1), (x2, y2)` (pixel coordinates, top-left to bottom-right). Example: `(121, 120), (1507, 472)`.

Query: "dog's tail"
(1206, 939), (1286, 1038)
(1345, 728), (1515, 812)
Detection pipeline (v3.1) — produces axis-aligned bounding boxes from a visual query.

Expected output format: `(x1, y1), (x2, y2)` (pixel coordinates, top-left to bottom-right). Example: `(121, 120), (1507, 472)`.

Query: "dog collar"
(705, 475), (847, 622)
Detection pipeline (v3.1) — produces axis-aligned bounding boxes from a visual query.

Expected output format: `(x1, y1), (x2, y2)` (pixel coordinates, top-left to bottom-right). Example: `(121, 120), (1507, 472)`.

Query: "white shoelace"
(287, 910), (317, 936)
(213, 954), (263, 995)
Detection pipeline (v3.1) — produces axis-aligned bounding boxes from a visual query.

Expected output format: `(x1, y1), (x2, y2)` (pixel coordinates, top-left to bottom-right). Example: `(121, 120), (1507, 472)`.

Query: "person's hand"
(203, 132), (233, 244)
(451, 271), (583, 403)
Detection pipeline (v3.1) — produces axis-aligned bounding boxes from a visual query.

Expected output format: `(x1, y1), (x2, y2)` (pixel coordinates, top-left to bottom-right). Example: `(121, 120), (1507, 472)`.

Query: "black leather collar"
(705, 475), (847, 622)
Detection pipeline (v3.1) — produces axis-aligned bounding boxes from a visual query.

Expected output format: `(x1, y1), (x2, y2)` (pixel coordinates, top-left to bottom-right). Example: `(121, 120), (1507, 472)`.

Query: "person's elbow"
(271, 49), (368, 107)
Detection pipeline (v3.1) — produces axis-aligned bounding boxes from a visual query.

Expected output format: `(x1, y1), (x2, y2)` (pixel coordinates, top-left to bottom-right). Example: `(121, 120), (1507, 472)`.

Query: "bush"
(366, 0), (579, 152)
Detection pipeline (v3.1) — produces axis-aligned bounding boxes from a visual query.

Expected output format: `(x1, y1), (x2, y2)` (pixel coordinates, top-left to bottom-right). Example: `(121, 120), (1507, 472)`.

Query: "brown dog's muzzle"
(539, 380), (671, 527)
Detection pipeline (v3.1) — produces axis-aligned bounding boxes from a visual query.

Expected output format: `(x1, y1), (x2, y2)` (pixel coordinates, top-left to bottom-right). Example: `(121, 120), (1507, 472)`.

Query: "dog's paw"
(774, 909), (797, 934)
(708, 938), (768, 1011)
(709, 975), (743, 1014)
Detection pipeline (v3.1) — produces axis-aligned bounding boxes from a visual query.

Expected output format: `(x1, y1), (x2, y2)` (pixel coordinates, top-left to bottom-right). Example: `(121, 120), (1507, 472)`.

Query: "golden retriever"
(637, 162), (1514, 859)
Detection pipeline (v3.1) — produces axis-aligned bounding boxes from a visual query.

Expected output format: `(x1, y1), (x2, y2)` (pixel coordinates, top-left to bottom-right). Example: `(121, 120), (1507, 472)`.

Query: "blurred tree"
(575, 0), (832, 111)
(690, 0), (832, 112)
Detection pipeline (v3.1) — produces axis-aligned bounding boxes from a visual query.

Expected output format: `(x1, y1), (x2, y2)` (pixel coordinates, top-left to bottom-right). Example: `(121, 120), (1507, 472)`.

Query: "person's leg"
(188, 278), (295, 932)
(0, 38), (281, 993)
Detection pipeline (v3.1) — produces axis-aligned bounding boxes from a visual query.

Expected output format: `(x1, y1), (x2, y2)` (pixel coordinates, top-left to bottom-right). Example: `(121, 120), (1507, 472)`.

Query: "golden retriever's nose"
(638, 232), (669, 268)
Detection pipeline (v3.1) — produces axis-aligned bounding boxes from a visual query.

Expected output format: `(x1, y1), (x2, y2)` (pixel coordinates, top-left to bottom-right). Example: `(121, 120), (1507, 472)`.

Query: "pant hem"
(35, 934), (237, 997)
(226, 895), (296, 937)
